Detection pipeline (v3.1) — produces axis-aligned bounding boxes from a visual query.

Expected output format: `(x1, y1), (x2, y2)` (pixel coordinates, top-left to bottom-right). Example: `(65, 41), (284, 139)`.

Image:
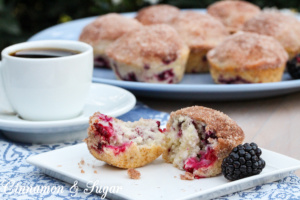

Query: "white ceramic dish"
(28, 10), (300, 101)
(27, 143), (300, 200)
(0, 83), (136, 143)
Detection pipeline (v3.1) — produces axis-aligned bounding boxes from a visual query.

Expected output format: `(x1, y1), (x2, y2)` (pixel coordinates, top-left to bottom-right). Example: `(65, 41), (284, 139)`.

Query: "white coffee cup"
(0, 40), (93, 121)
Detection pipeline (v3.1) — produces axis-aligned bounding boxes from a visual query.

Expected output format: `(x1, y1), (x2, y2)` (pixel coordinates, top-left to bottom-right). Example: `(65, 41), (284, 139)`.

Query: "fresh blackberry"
(287, 54), (300, 79)
(221, 143), (265, 181)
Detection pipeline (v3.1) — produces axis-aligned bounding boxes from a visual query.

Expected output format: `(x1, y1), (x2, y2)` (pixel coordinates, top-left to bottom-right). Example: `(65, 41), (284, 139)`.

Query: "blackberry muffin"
(171, 12), (229, 73)
(85, 112), (165, 169)
(163, 106), (244, 178)
(243, 11), (300, 60)
(79, 13), (142, 68)
(106, 24), (189, 84)
(207, 32), (288, 84)
(207, 0), (261, 33)
(136, 4), (180, 25)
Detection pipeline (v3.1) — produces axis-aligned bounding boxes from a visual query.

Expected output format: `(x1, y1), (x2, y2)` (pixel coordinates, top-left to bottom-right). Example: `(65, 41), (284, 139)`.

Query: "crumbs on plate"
(127, 168), (141, 179)
(180, 172), (194, 180)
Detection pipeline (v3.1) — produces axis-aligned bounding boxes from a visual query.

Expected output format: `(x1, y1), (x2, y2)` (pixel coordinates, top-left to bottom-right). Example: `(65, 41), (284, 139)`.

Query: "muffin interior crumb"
(91, 113), (165, 155)
(180, 172), (194, 180)
(127, 168), (141, 179)
(165, 115), (218, 172)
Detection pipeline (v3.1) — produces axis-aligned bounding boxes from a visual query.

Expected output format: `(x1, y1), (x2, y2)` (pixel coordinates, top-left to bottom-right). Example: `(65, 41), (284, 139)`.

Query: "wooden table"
(140, 91), (300, 176)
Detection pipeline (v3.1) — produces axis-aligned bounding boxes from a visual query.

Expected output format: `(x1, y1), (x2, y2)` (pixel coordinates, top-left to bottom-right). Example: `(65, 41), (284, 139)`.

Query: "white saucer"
(0, 83), (136, 143)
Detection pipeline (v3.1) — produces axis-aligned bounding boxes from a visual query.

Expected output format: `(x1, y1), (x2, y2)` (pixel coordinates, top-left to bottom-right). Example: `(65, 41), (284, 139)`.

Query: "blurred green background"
(0, 0), (299, 52)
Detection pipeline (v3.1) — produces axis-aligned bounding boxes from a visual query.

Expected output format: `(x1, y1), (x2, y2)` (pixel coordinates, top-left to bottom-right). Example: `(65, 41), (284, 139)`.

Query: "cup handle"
(0, 61), (15, 114)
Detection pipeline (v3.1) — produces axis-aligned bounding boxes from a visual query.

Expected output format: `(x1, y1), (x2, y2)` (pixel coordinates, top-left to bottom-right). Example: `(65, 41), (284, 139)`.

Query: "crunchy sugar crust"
(79, 13), (142, 46)
(207, 0), (261, 33)
(106, 24), (189, 66)
(207, 32), (288, 71)
(136, 4), (180, 25)
(171, 11), (229, 49)
(243, 11), (300, 59)
(171, 11), (228, 73)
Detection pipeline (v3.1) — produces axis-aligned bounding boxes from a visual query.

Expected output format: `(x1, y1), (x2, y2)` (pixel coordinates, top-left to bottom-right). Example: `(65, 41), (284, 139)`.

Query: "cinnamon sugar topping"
(106, 24), (187, 65)
(79, 13), (142, 45)
(207, 0), (261, 32)
(170, 106), (244, 141)
(136, 4), (180, 25)
(171, 12), (229, 49)
(207, 32), (288, 70)
(243, 12), (300, 57)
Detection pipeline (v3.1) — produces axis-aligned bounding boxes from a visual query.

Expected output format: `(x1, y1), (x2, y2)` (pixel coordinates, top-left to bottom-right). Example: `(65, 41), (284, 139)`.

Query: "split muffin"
(207, 32), (288, 84)
(207, 0), (261, 33)
(136, 4), (180, 25)
(163, 106), (244, 178)
(79, 13), (142, 68)
(85, 112), (165, 169)
(171, 12), (229, 73)
(106, 24), (190, 84)
(243, 11), (300, 60)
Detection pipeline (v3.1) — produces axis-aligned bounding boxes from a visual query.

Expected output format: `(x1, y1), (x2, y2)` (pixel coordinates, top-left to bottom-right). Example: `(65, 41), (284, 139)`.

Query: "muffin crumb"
(81, 169), (85, 174)
(80, 159), (85, 165)
(180, 172), (194, 180)
(127, 168), (141, 179)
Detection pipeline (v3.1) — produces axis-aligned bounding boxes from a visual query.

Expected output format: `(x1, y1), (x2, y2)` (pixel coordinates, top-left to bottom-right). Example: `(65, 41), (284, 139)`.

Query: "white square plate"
(27, 143), (300, 200)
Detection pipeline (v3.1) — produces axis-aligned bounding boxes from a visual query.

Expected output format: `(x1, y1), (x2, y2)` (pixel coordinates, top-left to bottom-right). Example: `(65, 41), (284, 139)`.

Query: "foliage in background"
(0, 0), (300, 52)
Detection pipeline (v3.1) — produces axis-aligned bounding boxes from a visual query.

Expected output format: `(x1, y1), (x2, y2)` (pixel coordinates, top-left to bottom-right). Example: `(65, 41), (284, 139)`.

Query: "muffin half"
(106, 24), (189, 84)
(85, 112), (165, 168)
(207, 32), (288, 84)
(163, 106), (244, 178)
(79, 13), (142, 68)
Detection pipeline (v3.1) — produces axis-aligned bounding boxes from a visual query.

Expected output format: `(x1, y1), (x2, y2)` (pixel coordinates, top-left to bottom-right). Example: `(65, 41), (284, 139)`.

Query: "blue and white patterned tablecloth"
(1, 102), (300, 200)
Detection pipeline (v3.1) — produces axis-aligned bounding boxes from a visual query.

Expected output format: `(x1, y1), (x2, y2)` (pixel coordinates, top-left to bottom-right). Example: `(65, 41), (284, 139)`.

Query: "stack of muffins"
(79, 1), (300, 84)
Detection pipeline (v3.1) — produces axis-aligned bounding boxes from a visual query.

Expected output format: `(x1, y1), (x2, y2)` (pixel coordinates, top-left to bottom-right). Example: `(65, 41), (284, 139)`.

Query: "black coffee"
(10, 48), (80, 58)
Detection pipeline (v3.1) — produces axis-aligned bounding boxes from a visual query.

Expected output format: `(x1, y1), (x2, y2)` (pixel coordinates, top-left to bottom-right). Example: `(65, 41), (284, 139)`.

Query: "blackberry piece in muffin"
(171, 12), (229, 73)
(106, 24), (189, 84)
(79, 13), (142, 68)
(207, 32), (288, 84)
(85, 112), (165, 169)
(163, 106), (244, 178)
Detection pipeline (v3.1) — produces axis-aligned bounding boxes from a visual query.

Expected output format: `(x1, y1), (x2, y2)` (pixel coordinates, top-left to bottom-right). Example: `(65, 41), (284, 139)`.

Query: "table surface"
(139, 91), (300, 176)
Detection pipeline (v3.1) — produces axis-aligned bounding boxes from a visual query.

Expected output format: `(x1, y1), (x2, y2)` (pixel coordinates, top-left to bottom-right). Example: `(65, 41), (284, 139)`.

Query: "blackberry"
(221, 143), (265, 181)
(287, 54), (300, 79)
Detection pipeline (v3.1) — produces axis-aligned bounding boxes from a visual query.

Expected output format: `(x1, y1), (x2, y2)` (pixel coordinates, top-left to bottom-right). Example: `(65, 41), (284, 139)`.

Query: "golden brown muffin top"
(106, 24), (188, 65)
(170, 106), (244, 142)
(136, 4), (180, 25)
(171, 11), (229, 50)
(243, 12), (300, 58)
(207, 0), (261, 33)
(79, 13), (142, 45)
(207, 32), (288, 70)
